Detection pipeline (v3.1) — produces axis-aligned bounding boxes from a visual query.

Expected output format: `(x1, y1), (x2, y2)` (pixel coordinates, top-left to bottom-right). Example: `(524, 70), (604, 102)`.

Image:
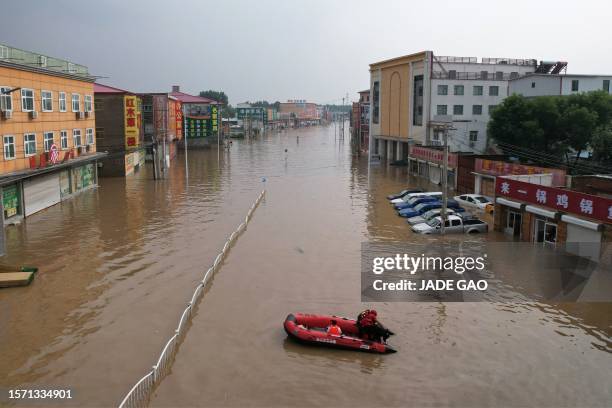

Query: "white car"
(453, 194), (492, 210)
(390, 192), (442, 205)
(406, 208), (456, 225)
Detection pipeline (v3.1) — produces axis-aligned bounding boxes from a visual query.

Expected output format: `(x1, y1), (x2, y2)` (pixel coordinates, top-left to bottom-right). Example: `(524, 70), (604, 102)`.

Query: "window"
(72, 93), (80, 112)
(448, 70), (457, 79)
(432, 131), (440, 141)
(488, 105), (498, 114)
(43, 131), (54, 152)
(84, 95), (93, 112)
(21, 89), (34, 112)
(480, 71), (488, 80)
(86, 128), (94, 145)
(73, 129), (82, 147)
(0, 86), (12, 111)
(60, 130), (68, 149)
(413, 75), (424, 126)
(24, 133), (36, 156)
(59, 92), (67, 112)
(454, 85), (464, 95)
(469, 131), (478, 142)
(437, 85), (448, 95)
(3, 135), (15, 159)
(372, 81), (379, 124)
(472, 105), (483, 115)
(39, 55), (47, 67)
(510, 72), (519, 79)
(0, 46), (8, 59)
(473, 86), (483, 96)
(531, 82), (536, 88)
(489, 86), (499, 96)
(41, 90), (53, 112)
(604, 80), (610, 92)
(571, 80), (579, 92)
(436, 105), (447, 115)
(453, 105), (463, 115)
(495, 71), (503, 80)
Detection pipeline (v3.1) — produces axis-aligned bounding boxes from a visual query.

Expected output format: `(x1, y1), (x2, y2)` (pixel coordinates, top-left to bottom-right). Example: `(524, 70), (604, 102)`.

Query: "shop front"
(493, 177), (611, 262)
(408, 145), (457, 189)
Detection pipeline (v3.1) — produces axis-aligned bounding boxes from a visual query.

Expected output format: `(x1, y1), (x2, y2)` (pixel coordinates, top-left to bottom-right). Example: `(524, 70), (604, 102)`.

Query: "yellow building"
(0, 43), (105, 224)
(369, 51), (431, 161)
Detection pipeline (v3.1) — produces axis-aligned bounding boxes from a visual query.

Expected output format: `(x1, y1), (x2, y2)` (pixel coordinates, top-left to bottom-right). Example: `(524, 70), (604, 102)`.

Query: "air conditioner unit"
(29, 111), (38, 119)
(77, 111), (85, 119)
(1, 110), (12, 119)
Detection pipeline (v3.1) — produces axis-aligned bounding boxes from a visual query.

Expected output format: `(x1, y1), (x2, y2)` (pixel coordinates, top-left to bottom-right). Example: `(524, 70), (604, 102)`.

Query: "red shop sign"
(495, 177), (612, 223)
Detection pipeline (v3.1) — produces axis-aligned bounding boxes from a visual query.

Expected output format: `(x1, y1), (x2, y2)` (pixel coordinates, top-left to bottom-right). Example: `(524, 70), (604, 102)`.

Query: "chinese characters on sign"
(496, 177), (612, 223)
(409, 146), (458, 167)
(476, 159), (566, 186)
(124, 95), (140, 149)
(186, 106), (218, 138)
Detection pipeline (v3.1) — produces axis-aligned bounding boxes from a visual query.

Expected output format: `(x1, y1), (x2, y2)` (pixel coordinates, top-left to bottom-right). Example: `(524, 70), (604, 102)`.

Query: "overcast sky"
(1, 0), (610, 105)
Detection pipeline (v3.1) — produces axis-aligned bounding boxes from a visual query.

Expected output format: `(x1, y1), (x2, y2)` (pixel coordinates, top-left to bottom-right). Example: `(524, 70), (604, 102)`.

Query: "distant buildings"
(170, 86), (219, 148)
(351, 90), (369, 153)
(0, 43), (105, 223)
(279, 100), (321, 126)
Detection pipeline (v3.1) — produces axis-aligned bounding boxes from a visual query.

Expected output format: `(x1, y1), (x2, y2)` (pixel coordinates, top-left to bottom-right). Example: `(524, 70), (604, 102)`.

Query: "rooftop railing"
(435, 55), (537, 66)
(0, 43), (89, 76)
(432, 71), (524, 81)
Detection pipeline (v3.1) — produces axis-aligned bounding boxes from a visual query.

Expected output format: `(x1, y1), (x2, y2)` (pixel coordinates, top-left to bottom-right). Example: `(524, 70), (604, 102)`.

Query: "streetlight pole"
(441, 125), (448, 235)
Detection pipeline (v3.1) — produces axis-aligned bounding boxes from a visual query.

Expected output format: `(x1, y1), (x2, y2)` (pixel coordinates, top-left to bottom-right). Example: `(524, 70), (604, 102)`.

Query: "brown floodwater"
(0, 125), (610, 408)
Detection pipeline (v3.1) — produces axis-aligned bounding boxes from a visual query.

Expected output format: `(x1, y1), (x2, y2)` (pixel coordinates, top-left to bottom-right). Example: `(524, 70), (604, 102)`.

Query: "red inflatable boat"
(283, 313), (396, 354)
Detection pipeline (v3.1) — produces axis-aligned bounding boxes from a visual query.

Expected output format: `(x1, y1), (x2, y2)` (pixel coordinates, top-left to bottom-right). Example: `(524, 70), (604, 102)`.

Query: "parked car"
(453, 194), (492, 210)
(398, 202), (443, 218)
(406, 208), (457, 225)
(390, 191), (442, 205)
(387, 188), (423, 200)
(398, 199), (463, 217)
(395, 195), (439, 210)
(411, 215), (489, 234)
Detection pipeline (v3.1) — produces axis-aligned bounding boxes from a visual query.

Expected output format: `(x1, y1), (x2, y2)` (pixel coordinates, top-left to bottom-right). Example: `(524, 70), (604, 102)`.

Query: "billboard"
(476, 159), (566, 186)
(124, 95), (140, 149)
(185, 106), (218, 138)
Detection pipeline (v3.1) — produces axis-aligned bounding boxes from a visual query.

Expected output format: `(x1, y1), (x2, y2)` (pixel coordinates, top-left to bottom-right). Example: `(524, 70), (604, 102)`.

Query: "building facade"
(94, 84), (145, 176)
(0, 43), (104, 225)
(170, 86), (219, 148)
(141, 93), (182, 167)
(509, 73), (612, 97)
(368, 52), (558, 159)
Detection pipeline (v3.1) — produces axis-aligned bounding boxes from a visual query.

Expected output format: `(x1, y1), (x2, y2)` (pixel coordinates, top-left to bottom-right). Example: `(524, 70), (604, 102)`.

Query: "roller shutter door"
(566, 224), (601, 261)
(23, 173), (61, 216)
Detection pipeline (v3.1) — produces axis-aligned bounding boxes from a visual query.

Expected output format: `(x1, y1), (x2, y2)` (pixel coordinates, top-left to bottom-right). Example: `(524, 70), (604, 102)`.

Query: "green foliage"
(198, 90), (228, 105)
(488, 91), (612, 172)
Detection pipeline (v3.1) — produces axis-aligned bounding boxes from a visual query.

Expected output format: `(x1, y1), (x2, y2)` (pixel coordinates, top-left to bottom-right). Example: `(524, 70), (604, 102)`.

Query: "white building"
(509, 73), (612, 97)
(429, 56), (544, 153)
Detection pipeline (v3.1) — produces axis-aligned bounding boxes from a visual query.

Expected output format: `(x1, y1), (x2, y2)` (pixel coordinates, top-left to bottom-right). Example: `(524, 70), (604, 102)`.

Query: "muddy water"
(0, 125), (611, 407)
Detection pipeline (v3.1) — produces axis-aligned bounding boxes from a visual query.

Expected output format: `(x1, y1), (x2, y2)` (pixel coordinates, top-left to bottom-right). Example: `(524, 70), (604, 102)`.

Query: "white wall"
(560, 76), (612, 95)
(509, 76), (562, 97)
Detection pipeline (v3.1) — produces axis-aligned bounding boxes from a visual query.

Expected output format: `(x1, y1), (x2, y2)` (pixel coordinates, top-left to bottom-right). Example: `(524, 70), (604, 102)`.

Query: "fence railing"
(118, 190), (266, 408)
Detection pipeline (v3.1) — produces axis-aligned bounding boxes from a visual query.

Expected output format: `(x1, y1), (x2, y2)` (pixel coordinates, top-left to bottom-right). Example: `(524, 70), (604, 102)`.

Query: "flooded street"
(1, 125), (611, 407)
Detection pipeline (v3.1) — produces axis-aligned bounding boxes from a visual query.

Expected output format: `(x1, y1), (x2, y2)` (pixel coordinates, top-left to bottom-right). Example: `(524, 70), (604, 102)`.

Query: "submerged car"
(387, 188), (423, 200)
(406, 208), (457, 225)
(453, 194), (492, 210)
(394, 196), (439, 210)
(411, 215), (489, 234)
(398, 199), (462, 218)
(390, 191), (442, 205)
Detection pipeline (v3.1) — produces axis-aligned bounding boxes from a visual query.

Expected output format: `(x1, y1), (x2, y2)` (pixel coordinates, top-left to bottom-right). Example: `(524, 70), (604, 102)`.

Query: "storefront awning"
(560, 214), (603, 232)
(525, 205), (559, 220)
(496, 197), (523, 210)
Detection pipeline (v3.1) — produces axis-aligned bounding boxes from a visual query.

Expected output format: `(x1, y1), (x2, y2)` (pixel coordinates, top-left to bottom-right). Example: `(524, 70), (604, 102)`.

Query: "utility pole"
(217, 104), (220, 162)
(441, 125), (448, 235)
(184, 104), (188, 179)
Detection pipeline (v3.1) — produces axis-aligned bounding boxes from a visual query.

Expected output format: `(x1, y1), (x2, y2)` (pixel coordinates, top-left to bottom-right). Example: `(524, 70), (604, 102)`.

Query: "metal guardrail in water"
(118, 190), (266, 408)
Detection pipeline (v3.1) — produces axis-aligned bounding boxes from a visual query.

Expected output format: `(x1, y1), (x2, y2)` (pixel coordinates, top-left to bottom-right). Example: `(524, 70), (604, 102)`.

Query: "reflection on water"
(0, 125), (610, 407)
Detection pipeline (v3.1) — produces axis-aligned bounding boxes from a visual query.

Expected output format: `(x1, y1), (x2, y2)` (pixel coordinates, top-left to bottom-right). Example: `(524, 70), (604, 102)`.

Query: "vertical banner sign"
(153, 95), (168, 141)
(124, 95), (140, 149)
(175, 102), (183, 138)
(212, 106), (218, 133)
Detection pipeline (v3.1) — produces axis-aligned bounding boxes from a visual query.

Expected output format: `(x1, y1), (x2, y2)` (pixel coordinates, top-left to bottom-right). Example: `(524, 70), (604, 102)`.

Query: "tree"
(559, 105), (598, 165)
(591, 125), (612, 163)
(199, 90), (228, 105)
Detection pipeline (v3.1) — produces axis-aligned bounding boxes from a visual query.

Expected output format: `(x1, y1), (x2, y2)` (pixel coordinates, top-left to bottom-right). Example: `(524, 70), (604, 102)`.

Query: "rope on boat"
(118, 190), (266, 408)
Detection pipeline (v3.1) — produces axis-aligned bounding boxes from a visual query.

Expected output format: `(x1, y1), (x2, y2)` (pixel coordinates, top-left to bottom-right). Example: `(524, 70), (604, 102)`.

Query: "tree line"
(488, 91), (612, 173)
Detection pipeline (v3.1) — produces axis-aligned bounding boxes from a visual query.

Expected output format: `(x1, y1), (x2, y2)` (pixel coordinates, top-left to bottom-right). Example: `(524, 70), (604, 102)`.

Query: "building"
(0, 43), (105, 225)
(369, 51), (556, 159)
(169, 86), (219, 148)
(141, 92), (182, 167)
(278, 100), (320, 127)
(236, 103), (267, 134)
(494, 176), (612, 262)
(94, 84), (145, 176)
(509, 73), (612, 97)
